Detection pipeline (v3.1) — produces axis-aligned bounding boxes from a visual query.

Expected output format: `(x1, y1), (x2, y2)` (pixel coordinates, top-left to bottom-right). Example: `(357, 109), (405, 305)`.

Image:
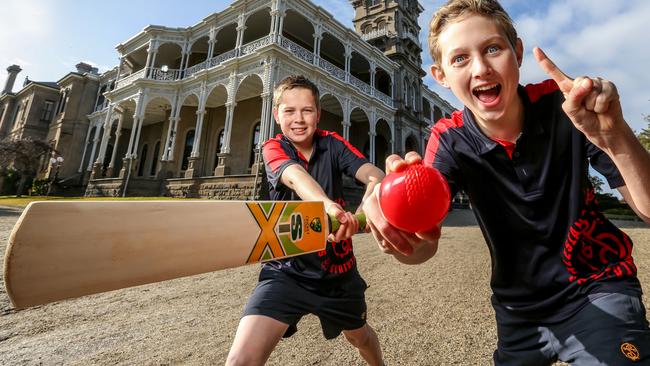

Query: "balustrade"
(112, 35), (392, 109)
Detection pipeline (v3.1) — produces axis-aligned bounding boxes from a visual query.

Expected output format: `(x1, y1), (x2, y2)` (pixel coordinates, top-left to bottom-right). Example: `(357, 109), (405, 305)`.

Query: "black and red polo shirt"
(262, 129), (369, 284)
(424, 80), (640, 321)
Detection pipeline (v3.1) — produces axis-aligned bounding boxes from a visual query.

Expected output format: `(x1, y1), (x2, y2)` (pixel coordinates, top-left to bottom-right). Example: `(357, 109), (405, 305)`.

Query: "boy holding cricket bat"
(226, 75), (386, 366)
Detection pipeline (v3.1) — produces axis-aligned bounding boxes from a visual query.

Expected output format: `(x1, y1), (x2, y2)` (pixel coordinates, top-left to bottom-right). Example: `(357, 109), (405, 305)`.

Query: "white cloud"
(0, 0), (56, 90)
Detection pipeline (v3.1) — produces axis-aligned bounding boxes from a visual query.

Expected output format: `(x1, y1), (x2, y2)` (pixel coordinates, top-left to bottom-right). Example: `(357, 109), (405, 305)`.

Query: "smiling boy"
(363, 0), (650, 364)
(226, 75), (386, 366)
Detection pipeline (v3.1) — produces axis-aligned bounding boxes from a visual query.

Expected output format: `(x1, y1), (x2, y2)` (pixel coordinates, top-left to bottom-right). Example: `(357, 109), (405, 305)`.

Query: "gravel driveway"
(1, 205), (648, 365)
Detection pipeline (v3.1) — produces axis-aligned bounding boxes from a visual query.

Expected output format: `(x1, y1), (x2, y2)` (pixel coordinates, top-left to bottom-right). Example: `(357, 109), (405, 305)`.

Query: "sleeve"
(262, 139), (298, 190)
(330, 132), (369, 178)
(423, 127), (461, 197)
(585, 139), (625, 189)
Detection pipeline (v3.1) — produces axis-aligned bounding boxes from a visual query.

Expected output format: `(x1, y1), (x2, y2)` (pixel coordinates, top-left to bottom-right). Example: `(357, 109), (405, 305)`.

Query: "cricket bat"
(3, 200), (365, 309)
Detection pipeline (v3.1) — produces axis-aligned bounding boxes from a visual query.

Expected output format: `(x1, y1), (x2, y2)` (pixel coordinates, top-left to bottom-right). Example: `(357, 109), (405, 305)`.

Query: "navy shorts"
(493, 292), (650, 365)
(242, 269), (368, 340)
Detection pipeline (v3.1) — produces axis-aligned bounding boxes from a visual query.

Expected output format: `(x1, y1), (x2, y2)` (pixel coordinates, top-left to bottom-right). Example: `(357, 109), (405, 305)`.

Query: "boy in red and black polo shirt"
(364, 0), (650, 364)
(226, 75), (386, 366)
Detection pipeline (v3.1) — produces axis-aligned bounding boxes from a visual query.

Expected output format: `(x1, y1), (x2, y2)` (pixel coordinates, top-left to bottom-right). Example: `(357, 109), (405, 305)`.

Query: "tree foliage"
(639, 114), (650, 151)
(0, 138), (55, 197)
(588, 174), (605, 194)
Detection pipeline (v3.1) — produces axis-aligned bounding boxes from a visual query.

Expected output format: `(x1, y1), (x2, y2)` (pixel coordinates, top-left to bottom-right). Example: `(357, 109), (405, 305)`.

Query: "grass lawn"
(0, 196), (195, 208)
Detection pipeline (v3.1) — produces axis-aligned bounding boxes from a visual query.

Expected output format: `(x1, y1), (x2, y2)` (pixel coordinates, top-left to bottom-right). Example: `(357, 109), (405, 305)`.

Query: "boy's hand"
(363, 152), (441, 259)
(533, 47), (625, 149)
(326, 202), (359, 242)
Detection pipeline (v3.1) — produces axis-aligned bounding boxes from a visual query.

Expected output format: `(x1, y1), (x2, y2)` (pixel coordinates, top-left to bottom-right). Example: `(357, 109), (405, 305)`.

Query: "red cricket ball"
(378, 164), (451, 233)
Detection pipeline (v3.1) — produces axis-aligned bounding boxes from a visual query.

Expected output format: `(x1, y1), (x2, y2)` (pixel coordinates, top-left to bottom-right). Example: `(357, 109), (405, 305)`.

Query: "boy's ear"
(272, 107), (280, 124)
(515, 38), (524, 67)
(430, 64), (449, 89)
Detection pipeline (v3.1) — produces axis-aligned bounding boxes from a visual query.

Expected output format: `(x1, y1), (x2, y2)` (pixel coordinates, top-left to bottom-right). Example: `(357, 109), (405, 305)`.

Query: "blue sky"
(1, 1), (648, 132)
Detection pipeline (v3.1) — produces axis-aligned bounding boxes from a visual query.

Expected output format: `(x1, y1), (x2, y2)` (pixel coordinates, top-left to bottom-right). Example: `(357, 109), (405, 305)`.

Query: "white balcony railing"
(350, 74), (372, 95)
(318, 57), (346, 82)
(113, 35), (393, 108)
(150, 67), (182, 81)
(278, 36), (314, 64)
(375, 90), (393, 108)
(115, 69), (146, 88)
(361, 28), (394, 41)
(241, 35), (273, 56)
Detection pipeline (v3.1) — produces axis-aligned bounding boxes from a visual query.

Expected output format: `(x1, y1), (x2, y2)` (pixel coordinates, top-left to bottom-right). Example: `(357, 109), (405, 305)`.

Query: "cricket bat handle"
(328, 213), (367, 233)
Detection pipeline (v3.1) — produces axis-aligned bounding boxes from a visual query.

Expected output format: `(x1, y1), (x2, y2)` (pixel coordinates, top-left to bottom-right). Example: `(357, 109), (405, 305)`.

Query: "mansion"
(0, 0), (455, 203)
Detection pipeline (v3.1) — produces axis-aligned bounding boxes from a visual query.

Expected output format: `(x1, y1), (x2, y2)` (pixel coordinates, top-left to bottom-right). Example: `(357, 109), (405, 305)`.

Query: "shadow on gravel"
(443, 208), (478, 227)
(0, 206), (23, 218)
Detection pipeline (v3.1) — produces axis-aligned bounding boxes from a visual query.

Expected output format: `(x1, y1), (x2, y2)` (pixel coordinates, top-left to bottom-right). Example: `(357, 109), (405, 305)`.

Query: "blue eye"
(452, 55), (466, 64)
(487, 45), (500, 54)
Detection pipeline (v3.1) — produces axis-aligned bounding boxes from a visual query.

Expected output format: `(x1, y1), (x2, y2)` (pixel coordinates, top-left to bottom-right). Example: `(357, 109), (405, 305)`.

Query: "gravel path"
(0, 205), (648, 365)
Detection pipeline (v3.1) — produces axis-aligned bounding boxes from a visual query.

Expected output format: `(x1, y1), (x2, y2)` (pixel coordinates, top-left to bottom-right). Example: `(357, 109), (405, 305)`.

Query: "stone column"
(369, 131), (376, 164)
(185, 109), (206, 178)
(86, 123), (103, 171)
(214, 102), (235, 176)
(78, 121), (95, 173)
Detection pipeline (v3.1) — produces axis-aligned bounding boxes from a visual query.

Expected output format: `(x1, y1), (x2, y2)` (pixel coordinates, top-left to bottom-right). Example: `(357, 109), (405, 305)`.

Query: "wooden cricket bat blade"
(3, 200), (331, 309)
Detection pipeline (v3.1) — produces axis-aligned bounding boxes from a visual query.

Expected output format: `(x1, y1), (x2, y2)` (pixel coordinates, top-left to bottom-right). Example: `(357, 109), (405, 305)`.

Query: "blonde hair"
(428, 0), (517, 66)
(273, 75), (320, 110)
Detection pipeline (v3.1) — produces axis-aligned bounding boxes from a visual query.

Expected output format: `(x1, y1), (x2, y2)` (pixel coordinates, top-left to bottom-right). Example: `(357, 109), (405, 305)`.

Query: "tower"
(351, 0), (426, 155)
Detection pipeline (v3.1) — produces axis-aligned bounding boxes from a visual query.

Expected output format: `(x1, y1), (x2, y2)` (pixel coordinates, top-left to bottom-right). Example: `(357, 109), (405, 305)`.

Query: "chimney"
(3, 64), (22, 94)
(75, 62), (93, 74)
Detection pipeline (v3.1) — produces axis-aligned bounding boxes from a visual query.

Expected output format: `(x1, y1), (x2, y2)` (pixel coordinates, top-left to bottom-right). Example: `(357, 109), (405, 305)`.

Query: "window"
(249, 123), (261, 167)
(181, 130), (195, 171)
(41, 100), (55, 121)
(150, 141), (160, 176)
(213, 129), (225, 170)
(56, 89), (69, 115)
(137, 144), (148, 177)
(95, 86), (106, 111)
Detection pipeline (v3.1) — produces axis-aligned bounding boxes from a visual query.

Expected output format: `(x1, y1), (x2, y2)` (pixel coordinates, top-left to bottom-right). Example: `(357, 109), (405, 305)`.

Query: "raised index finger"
(533, 47), (574, 93)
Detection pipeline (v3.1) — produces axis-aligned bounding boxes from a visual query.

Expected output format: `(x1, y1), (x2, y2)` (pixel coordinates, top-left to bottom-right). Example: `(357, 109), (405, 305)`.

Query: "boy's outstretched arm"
(362, 153), (441, 264)
(354, 162), (385, 216)
(280, 164), (359, 241)
(534, 47), (650, 222)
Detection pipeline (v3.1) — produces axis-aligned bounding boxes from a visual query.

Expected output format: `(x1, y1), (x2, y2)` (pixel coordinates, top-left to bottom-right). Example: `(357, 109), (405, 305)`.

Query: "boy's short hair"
(428, 0), (517, 66)
(273, 75), (320, 110)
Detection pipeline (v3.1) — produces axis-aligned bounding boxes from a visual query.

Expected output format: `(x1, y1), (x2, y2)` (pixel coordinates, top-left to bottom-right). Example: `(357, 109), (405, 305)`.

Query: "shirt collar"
(464, 85), (545, 156)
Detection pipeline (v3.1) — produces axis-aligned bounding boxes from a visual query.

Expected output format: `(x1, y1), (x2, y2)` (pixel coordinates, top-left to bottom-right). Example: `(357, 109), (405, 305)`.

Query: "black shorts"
(242, 269), (368, 340)
(493, 292), (650, 365)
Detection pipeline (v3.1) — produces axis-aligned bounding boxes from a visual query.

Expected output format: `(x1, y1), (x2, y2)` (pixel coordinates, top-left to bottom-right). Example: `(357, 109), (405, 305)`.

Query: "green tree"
(0, 138), (55, 197)
(589, 174), (605, 194)
(639, 114), (650, 151)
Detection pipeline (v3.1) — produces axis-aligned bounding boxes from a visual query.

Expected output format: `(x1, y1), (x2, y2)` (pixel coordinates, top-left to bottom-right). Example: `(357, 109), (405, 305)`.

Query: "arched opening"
(138, 144), (148, 177)
(249, 122), (261, 167)
(349, 107), (370, 155)
(181, 129), (195, 171)
(243, 9), (272, 45)
(422, 98), (431, 122)
(375, 119), (391, 171)
(434, 106), (443, 123)
(319, 94), (344, 135)
(405, 134), (419, 154)
(188, 36), (209, 67)
(150, 141), (160, 176)
(375, 67), (392, 97)
(282, 10), (315, 52)
(213, 129), (225, 171)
